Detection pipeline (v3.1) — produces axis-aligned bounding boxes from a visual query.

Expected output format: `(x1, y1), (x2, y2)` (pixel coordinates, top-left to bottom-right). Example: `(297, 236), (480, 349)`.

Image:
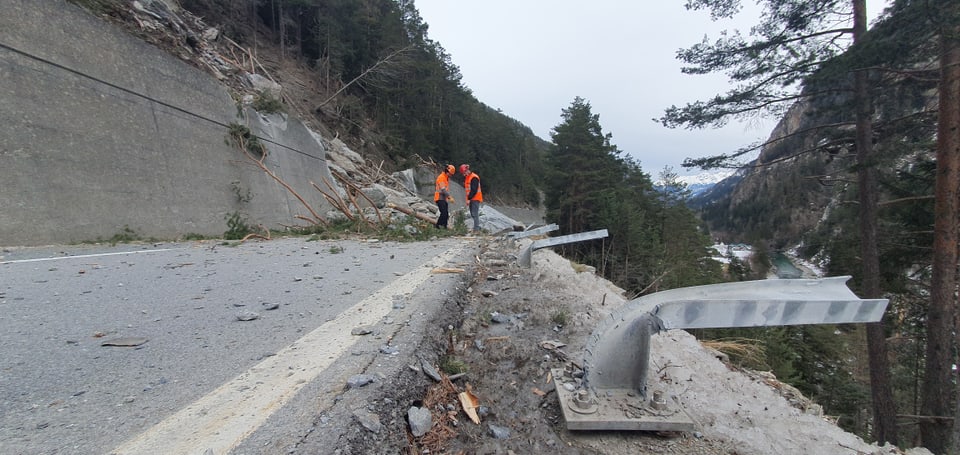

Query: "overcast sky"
(413, 1), (887, 179)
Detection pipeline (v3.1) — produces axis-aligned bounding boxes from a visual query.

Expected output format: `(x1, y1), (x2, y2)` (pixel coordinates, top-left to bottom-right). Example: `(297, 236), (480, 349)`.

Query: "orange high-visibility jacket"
(434, 172), (451, 202)
(464, 172), (482, 202)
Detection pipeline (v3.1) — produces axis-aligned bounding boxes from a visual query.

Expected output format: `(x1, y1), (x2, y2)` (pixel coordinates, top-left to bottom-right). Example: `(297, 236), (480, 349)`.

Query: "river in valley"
(771, 252), (803, 278)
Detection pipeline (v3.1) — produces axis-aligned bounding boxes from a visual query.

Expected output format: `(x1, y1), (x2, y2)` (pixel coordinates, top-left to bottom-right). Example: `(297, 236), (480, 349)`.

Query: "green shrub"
(108, 225), (141, 245)
(439, 355), (468, 375)
(252, 91), (284, 114)
(224, 212), (252, 240)
(226, 123), (265, 157)
(551, 309), (569, 326)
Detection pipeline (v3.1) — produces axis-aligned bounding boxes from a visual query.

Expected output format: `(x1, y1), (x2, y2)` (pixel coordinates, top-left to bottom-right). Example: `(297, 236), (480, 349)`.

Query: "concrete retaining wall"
(0, 0), (334, 246)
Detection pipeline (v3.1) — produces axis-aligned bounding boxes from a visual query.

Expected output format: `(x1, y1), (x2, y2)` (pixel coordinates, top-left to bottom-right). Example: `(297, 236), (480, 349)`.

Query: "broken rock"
(351, 326), (374, 336)
(407, 406), (432, 437)
(346, 374), (376, 389)
(420, 358), (442, 382)
(488, 424), (511, 439)
(490, 312), (510, 323)
(355, 411), (382, 433)
(101, 337), (149, 347)
(236, 311), (259, 321)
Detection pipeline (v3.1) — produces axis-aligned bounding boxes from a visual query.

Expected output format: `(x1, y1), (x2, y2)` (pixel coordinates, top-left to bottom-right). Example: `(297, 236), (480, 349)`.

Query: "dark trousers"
(435, 199), (449, 228)
(468, 200), (480, 231)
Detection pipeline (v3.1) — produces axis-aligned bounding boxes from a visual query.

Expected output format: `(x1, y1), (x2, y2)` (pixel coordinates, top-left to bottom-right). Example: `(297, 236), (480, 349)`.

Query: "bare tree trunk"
(316, 45), (413, 108)
(278, 0), (285, 59)
(852, 0), (898, 444)
(923, 4), (960, 452)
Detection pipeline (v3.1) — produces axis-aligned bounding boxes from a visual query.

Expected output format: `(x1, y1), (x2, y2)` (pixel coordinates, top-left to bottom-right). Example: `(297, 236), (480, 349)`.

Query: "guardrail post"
(554, 276), (888, 431)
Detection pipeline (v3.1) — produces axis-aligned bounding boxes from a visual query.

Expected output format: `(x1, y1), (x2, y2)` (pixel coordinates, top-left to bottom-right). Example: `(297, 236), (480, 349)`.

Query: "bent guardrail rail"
(554, 276), (888, 431)
(518, 229), (608, 267)
(505, 223), (559, 240)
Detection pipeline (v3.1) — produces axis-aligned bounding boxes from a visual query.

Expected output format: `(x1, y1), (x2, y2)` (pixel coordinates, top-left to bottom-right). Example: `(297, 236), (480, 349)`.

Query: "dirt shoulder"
(305, 234), (925, 455)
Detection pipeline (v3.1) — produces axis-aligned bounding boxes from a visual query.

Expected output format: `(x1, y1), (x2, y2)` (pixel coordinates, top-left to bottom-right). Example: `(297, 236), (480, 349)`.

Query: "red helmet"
(445, 164), (455, 174)
(459, 164), (470, 175)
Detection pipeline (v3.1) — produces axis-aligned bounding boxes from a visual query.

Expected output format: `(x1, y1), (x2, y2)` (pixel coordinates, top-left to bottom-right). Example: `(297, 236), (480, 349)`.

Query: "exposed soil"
(318, 235), (915, 455)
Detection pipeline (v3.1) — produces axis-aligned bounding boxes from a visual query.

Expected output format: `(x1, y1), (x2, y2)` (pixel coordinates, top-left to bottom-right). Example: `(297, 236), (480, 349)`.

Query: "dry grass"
(700, 337), (766, 367)
(569, 261), (591, 273)
(412, 376), (460, 453)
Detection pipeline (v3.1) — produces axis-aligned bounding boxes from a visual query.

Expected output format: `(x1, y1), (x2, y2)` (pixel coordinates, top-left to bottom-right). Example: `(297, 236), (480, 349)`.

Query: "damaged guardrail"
(553, 276), (888, 431)
(505, 223), (559, 240)
(517, 229), (608, 267)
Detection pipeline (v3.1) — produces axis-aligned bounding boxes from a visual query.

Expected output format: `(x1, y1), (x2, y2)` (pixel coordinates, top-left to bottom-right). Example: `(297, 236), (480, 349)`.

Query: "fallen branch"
(312, 178), (354, 221)
(231, 130), (328, 227)
(485, 336), (510, 343)
(387, 202), (437, 225)
(331, 169), (383, 223)
(317, 45), (413, 108)
(294, 214), (321, 225)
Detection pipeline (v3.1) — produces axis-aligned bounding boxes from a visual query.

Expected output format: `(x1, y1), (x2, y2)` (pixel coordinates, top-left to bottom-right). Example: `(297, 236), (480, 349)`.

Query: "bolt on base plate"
(552, 368), (696, 431)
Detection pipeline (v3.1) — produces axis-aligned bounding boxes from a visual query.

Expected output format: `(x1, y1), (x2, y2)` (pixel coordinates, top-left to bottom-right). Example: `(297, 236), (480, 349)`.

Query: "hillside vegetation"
(676, 1), (955, 450)
(66, 0), (723, 296)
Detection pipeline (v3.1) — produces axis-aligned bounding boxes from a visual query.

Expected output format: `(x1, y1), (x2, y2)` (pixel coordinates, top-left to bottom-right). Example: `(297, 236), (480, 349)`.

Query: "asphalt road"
(0, 237), (470, 454)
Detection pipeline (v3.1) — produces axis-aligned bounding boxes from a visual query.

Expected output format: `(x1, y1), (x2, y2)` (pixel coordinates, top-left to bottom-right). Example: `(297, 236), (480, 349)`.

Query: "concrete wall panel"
(0, 0), (332, 245)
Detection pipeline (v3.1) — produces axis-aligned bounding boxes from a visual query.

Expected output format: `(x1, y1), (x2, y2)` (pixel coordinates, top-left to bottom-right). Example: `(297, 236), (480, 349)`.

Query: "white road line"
(0, 248), (178, 264)
(110, 243), (466, 455)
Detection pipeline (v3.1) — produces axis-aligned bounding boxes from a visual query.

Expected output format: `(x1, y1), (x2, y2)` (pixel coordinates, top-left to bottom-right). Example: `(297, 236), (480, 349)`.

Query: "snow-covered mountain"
(656, 169), (735, 197)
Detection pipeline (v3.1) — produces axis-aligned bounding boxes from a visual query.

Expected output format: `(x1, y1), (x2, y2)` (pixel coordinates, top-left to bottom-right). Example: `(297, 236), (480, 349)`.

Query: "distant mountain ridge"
(655, 169), (735, 197)
(678, 169), (734, 196)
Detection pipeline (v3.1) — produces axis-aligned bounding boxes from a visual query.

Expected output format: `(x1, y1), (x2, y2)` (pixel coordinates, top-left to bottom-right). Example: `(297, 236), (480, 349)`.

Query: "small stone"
(490, 312), (510, 323)
(346, 374), (376, 389)
(262, 302), (280, 310)
(351, 326), (373, 336)
(488, 424), (511, 439)
(355, 411), (382, 433)
(236, 311), (259, 321)
(420, 359), (442, 382)
(407, 406), (432, 437)
(101, 337), (149, 347)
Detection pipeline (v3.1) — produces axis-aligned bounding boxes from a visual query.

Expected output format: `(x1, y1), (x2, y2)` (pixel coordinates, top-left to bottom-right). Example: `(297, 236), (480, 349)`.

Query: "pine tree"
(545, 97), (622, 235)
(545, 98), (721, 294)
(661, 0), (899, 442)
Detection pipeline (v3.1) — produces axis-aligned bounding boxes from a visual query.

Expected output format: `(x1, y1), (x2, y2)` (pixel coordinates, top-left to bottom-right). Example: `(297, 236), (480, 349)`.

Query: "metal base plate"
(552, 368), (696, 432)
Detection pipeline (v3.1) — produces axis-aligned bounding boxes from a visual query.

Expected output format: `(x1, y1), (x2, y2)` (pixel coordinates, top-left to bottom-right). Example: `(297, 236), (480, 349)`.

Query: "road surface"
(0, 237), (472, 454)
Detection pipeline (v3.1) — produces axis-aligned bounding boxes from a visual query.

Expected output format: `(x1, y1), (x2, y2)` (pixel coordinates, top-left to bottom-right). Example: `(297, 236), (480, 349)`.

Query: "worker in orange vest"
(459, 164), (483, 232)
(434, 164), (456, 229)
